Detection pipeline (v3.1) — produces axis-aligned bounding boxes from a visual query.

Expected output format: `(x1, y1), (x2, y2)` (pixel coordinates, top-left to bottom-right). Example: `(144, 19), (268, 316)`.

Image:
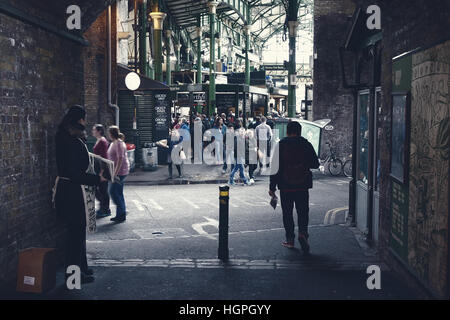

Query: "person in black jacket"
(269, 121), (319, 254)
(54, 105), (106, 284)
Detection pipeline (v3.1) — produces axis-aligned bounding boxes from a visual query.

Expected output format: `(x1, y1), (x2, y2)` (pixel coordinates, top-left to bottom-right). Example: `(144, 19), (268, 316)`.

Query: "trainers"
(110, 216), (126, 223)
(249, 178), (255, 185)
(222, 169), (227, 174)
(96, 210), (111, 219)
(298, 233), (310, 254)
(282, 241), (295, 249)
(228, 180), (235, 186)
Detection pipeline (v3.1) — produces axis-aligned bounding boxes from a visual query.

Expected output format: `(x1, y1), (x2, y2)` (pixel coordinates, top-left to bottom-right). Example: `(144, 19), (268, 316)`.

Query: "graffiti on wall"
(408, 40), (449, 296)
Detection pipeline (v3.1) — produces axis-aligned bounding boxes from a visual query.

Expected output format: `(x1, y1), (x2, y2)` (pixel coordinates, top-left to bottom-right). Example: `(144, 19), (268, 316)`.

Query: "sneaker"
(96, 210), (111, 219)
(110, 216), (126, 223)
(222, 169), (227, 174)
(228, 180), (235, 186)
(249, 178), (255, 185)
(298, 233), (310, 254)
(282, 241), (295, 249)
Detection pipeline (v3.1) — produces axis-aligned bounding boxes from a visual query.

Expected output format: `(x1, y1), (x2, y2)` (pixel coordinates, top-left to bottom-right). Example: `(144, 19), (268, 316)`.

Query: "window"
(358, 92), (370, 184)
(390, 93), (408, 183)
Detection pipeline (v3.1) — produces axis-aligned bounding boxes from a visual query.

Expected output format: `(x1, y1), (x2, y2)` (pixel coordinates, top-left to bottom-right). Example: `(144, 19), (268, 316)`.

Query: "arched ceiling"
(162, 0), (312, 59)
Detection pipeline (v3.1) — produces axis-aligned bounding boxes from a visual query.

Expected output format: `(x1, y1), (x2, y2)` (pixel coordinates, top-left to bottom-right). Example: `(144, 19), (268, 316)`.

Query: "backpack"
(281, 138), (309, 186)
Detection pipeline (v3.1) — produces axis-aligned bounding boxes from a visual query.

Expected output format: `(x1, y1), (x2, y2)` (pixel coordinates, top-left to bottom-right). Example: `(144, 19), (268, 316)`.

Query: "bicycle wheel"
(343, 159), (352, 177)
(328, 158), (343, 176)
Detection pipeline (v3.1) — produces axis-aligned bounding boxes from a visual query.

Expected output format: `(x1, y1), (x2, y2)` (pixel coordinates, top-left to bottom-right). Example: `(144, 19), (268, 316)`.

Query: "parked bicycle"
(319, 142), (343, 176)
(343, 154), (352, 178)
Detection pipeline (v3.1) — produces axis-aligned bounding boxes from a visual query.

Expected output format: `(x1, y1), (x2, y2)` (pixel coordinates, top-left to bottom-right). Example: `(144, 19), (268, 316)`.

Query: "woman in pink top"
(92, 124), (111, 218)
(107, 126), (130, 223)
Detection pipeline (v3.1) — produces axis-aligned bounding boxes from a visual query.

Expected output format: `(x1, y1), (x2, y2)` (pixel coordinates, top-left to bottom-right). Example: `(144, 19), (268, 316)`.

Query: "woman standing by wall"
(54, 105), (106, 284)
(91, 124), (111, 218)
(107, 126), (130, 223)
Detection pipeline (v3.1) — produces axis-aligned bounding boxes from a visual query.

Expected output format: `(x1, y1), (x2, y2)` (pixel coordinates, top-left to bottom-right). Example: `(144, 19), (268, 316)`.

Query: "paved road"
(4, 175), (418, 299)
(87, 175), (352, 262)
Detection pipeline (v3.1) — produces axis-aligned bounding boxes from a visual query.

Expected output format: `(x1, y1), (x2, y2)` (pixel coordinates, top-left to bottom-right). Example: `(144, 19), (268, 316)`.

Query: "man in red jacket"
(269, 121), (319, 254)
(92, 124), (111, 218)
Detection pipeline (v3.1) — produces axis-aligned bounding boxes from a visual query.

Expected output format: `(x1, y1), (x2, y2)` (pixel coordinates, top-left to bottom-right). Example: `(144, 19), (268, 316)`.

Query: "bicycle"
(343, 154), (352, 178)
(319, 142), (343, 176)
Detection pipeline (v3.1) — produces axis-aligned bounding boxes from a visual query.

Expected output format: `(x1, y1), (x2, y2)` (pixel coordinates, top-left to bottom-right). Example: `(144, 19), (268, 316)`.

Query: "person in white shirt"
(255, 116), (273, 173)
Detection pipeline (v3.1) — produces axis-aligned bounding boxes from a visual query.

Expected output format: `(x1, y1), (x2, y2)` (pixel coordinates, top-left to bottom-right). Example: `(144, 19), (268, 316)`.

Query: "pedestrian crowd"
(167, 110), (276, 186)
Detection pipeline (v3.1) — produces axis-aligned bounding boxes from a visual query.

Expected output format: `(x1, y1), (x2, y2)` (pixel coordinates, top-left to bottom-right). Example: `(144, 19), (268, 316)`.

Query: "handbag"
(180, 149), (187, 160)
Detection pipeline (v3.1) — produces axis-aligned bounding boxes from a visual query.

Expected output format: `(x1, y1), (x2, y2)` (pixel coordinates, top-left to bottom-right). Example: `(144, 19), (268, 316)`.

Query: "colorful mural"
(408, 40), (449, 296)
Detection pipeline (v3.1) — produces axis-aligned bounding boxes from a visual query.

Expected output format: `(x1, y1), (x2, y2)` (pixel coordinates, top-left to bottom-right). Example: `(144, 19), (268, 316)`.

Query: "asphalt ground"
(2, 175), (419, 300)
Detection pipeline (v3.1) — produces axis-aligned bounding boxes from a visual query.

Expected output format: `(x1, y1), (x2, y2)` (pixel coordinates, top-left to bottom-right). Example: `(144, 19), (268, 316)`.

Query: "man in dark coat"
(269, 121), (319, 254)
(54, 105), (106, 284)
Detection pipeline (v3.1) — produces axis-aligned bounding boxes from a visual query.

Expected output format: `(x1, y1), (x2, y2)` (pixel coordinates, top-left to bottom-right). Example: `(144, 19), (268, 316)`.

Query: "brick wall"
(376, 0), (450, 298)
(315, 0), (450, 298)
(0, 1), (115, 291)
(83, 7), (118, 130)
(313, 0), (356, 159)
(0, 14), (84, 290)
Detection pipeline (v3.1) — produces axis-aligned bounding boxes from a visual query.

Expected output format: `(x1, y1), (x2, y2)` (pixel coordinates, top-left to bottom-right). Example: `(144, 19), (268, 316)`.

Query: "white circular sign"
(125, 72), (141, 91)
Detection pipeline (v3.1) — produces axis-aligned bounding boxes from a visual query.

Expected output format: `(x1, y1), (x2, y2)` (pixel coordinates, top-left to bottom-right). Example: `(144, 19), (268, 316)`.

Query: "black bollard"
(218, 185), (230, 261)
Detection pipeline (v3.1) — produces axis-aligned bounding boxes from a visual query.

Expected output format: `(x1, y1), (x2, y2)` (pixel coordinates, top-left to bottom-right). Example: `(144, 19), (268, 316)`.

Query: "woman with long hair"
(91, 124), (111, 218)
(107, 126), (130, 223)
(54, 105), (107, 284)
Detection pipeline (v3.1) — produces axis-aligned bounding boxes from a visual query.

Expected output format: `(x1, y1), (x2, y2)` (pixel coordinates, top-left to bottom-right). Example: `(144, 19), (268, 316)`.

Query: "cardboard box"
(16, 248), (57, 294)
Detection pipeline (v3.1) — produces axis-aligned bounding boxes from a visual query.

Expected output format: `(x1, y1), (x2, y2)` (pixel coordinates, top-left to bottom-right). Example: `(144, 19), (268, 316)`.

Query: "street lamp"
(125, 71), (141, 148)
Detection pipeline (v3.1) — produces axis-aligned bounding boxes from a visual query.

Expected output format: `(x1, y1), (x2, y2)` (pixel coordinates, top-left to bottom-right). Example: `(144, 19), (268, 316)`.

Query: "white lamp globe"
(125, 72), (141, 91)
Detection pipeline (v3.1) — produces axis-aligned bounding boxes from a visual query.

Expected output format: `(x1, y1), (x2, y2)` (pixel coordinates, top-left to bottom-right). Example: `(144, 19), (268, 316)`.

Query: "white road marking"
(181, 197), (200, 209)
(132, 200), (145, 211)
(192, 216), (219, 240)
(323, 207), (349, 225)
(148, 199), (164, 210)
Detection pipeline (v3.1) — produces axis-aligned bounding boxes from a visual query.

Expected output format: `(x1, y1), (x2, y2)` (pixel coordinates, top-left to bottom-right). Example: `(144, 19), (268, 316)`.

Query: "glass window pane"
(358, 93), (369, 184)
(375, 90), (381, 191)
(391, 94), (407, 182)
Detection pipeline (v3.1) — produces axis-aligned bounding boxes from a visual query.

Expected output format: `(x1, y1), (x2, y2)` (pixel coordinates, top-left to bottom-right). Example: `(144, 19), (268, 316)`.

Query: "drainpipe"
(107, 5), (120, 126)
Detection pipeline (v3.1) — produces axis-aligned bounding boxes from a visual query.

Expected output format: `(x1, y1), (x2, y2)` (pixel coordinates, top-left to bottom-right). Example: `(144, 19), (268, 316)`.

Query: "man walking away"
(269, 121), (319, 254)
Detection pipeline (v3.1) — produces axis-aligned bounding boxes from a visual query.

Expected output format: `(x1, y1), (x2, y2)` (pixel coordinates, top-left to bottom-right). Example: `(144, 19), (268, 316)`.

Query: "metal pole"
(134, 0), (138, 72)
(287, 0), (299, 118)
(244, 25), (250, 86)
(288, 21), (298, 118)
(166, 29), (172, 85)
(218, 185), (230, 261)
(196, 16), (203, 84)
(244, 5), (251, 86)
(150, 11), (166, 82)
(208, 1), (218, 117)
(217, 20), (221, 62)
(304, 85), (308, 120)
(139, 0), (148, 76)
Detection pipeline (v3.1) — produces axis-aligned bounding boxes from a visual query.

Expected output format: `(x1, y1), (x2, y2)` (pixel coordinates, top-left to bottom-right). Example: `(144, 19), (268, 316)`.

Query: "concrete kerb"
(126, 179), (229, 186)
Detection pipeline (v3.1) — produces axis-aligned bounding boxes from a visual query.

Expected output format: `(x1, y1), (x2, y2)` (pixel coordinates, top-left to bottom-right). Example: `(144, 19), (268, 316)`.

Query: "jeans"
(280, 190), (309, 241)
(95, 181), (110, 214)
(248, 164), (257, 179)
(229, 163), (248, 184)
(168, 162), (182, 177)
(223, 150), (235, 171)
(109, 175), (127, 218)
